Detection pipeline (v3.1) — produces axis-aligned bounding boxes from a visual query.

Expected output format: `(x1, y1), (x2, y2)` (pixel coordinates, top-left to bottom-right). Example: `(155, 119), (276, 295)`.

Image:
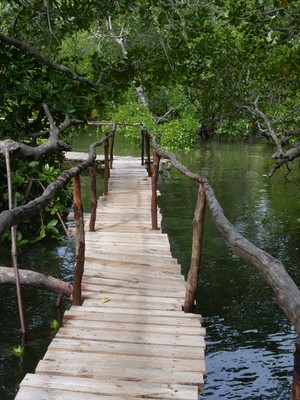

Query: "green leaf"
(47, 219), (58, 228)
(50, 319), (60, 330)
(12, 345), (25, 359)
(29, 161), (39, 168)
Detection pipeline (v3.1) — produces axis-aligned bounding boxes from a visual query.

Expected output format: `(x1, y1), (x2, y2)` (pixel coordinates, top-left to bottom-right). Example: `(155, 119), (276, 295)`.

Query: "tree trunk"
(0, 267), (72, 296)
(184, 183), (206, 312)
(204, 182), (300, 335)
(151, 151), (160, 230)
(89, 163), (97, 232)
(72, 175), (85, 306)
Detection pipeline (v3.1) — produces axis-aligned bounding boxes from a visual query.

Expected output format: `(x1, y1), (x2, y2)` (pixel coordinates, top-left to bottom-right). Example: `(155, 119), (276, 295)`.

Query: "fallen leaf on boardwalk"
(100, 297), (110, 303)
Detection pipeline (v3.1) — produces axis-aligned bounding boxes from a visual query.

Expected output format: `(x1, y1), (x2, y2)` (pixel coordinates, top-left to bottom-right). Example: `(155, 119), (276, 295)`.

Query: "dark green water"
(157, 141), (300, 399)
(0, 130), (299, 399)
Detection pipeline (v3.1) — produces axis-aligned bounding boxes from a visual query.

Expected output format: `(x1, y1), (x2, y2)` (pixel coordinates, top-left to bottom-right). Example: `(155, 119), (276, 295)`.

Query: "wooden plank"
(82, 271), (186, 289)
(85, 246), (173, 258)
(84, 251), (181, 267)
(81, 297), (182, 310)
(18, 374), (198, 399)
(71, 304), (202, 320)
(48, 337), (205, 360)
(15, 387), (132, 400)
(62, 316), (205, 336)
(36, 349), (204, 385)
(82, 268), (185, 283)
(63, 307), (203, 327)
(36, 357), (204, 387)
(55, 326), (205, 347)
(81, 286), (185, 300)
(84, 256), (182, 272)
(81, 287), (185, 304)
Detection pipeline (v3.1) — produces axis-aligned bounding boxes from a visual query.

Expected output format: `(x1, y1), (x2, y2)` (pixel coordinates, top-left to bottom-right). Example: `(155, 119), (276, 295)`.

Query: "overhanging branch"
(0, 32), (95, 86)
(0, 266), (72, 296)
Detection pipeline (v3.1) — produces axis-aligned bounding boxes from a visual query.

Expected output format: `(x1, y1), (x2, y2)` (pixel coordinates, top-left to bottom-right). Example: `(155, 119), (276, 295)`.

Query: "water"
(157, 140), (300, 399)
(0, 131), (299, 399)
(0, 240), (75, 400)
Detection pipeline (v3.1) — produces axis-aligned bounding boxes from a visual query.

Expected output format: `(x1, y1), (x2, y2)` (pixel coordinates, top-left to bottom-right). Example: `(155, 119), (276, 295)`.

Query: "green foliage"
(106, 85), (199, 150)
(0, 154), (72, 245)
(0, 0), (299, 157)
(156, 115), (199, 150)
(50, 319), (60, 330)
(215, 119), (249, 139)
(12, 345), (25, 359)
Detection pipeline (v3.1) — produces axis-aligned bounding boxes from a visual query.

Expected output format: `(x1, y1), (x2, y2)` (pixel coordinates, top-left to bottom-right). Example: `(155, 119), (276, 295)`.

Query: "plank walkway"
(15, 156), (206, 400)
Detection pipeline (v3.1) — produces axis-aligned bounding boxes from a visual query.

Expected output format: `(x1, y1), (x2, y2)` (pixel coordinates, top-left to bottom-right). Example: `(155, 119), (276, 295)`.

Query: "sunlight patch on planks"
(15, 156), (206, 400)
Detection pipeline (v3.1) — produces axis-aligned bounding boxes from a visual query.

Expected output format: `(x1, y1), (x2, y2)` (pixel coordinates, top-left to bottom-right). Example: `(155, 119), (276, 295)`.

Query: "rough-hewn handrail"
(146, 129), (300, 336)
(0, 132), (114, 238)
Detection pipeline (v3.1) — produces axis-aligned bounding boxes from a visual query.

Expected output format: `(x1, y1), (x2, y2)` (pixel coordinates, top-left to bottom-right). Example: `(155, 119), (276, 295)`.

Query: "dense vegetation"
(0, 0), (299, 241)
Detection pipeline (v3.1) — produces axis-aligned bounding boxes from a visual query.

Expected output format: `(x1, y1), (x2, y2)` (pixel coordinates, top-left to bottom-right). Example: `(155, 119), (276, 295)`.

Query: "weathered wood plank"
(55, 326), (205, 347)
(71, 304), (201, 319)
(48, 337), (205, 359)
(18, 374), (199, 399)
(36, 356), (204, 387)
(81, 288), (185, 304)
(64, 307), (202, 327)
(82, 269), (185, 283)
(81, 297), (182, 310)
(61, 318), (206, 337)
(82, 280), (185, 303)
(82, 272), (186, 289)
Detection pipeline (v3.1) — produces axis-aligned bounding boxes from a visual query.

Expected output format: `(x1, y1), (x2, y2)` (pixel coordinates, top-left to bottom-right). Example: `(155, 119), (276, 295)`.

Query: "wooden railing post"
(109, 126), (116, 169)
(89, 162), (97, 232)
(104, 133), (109, 195)
(73, 175), (85, 306)
(2, 146), (27, 343)
(141, 128), (145, 166)
(145, 129), (151, 177)
(184, 183), (206, 312)
(151, 150), (160, 230)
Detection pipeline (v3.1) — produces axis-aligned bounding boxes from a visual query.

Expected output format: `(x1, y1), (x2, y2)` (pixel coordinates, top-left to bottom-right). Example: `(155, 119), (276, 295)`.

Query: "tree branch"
(6, 105), (84, 160)
(0, 32), (95, 86)
(0, 132), (114, 238)
(0, 266), (72, 296)
(106, 16), (128, 57)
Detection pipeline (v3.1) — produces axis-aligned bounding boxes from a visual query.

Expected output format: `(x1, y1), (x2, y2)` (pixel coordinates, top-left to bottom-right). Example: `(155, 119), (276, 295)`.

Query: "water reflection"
(157, 140), (300, 399)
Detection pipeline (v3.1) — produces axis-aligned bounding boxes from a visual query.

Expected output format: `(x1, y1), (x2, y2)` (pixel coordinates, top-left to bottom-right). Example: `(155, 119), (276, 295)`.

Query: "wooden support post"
(145, 130), (151, 177)
(141, 128), (145, 166)
(291, 343), (300, 400)
(109, 128), (115, 169)
(72, 175), (85, 306)
(104, 135), (109, 195)
(184, 183), (206, 312)
(89, 163), (97, 232)
(4, 148), (27, 343)
(151, 151), (160, 230)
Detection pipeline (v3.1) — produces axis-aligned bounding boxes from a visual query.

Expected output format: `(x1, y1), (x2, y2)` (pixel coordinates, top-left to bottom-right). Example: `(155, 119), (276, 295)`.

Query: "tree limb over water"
(0, 266), (72, 297)
(240, 98), (300, 177)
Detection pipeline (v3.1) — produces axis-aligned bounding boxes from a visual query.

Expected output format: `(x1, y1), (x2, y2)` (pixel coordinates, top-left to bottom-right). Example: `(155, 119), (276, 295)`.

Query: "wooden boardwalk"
(15, 156), (206, 400)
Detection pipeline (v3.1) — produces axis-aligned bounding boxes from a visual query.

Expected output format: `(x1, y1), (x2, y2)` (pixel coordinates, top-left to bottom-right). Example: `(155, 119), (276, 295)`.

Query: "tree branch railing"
(145, 129), (300, 335)
(0, 130), (115, 308)
(145, 128), (300, 397)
